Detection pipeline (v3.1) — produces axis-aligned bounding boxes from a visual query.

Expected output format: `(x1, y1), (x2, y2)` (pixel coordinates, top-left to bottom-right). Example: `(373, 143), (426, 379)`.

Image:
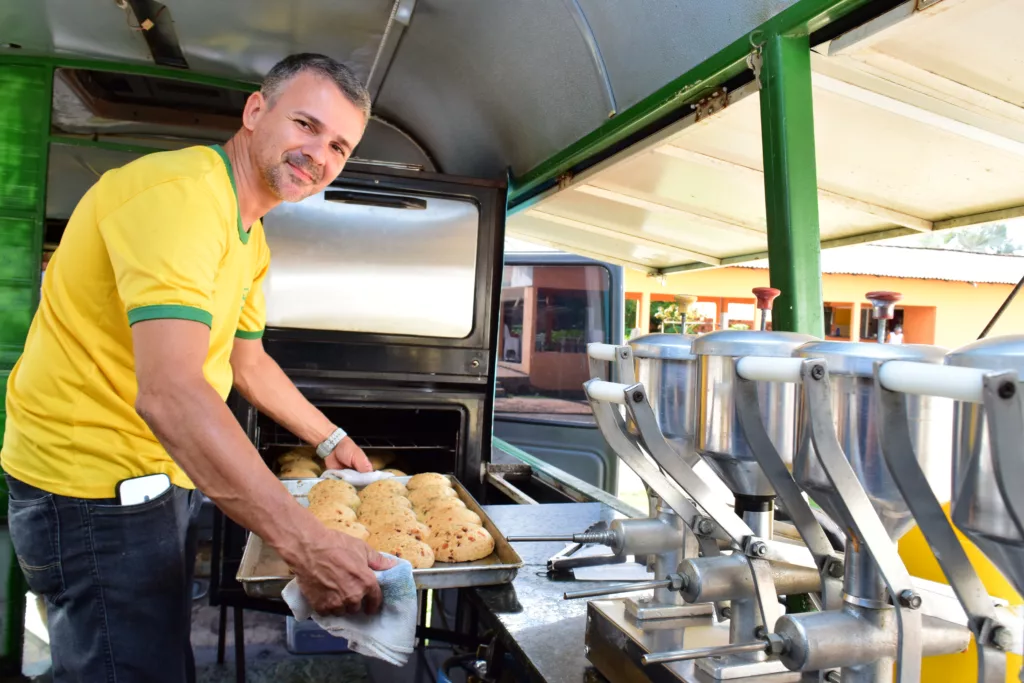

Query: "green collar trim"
(210, 145), (249, 245)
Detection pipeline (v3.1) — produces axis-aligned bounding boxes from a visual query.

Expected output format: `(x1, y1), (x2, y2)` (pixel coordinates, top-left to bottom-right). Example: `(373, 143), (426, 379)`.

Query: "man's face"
(246, 70), (367, 203)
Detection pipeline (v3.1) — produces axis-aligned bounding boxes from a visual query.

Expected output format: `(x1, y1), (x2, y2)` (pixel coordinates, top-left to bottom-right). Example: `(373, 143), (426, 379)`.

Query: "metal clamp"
(734, 359), (843, 606)
(983, 372), (1024, 540)
(585, 382), (720, 546)
(622, 382), (755, 548)
(875, 364), (1008, 683)
(802, 358), (922, 683)
(587, 343), (635, 387)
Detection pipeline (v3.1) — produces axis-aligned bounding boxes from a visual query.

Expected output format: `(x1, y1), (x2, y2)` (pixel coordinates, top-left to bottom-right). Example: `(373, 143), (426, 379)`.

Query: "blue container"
(285, 616), (350, 655)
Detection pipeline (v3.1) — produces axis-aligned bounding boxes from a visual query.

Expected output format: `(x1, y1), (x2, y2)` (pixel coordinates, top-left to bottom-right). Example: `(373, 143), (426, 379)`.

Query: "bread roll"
(428, 523), (494, 563)
(323, 520), (369, 541)
(308, 499), (357, 523)
(414, 496), (466, 522)
(358, 479), (408, 501)
(408, 485), (458, 511)
(406, 473), (451, 491)
(368, 531), (434, 569)
(358, 496), (413, 517)
(425, 506), (482, 529)
(358, 505), (418, 529)
(307, 479), (357, 506)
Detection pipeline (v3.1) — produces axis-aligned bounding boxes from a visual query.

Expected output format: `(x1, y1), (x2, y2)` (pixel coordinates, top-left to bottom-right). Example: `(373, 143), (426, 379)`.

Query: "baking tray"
(237, 475), (524, 597)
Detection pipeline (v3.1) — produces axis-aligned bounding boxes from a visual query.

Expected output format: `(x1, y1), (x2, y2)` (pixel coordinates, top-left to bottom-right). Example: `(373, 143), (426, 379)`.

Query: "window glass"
(496, 264), (611, 418)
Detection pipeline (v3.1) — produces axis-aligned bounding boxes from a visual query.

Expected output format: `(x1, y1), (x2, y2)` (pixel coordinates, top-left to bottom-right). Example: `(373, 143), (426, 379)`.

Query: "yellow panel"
(900, 503), (1022, 683)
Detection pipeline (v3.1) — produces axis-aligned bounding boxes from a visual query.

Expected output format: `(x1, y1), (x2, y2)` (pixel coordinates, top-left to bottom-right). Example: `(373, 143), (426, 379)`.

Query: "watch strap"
(316, 427), (348, 459)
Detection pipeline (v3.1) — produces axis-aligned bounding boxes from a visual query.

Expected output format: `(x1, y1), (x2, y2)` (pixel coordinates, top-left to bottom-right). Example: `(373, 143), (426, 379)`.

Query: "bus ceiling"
(3, 0), (1023, 331)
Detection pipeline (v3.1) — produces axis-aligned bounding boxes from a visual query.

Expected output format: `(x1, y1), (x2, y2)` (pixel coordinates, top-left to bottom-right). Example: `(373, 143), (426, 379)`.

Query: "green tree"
(900, 223), (1024, 254)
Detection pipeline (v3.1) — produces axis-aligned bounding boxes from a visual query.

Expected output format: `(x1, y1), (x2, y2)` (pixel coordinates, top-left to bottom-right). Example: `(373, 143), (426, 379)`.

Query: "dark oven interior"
(256, 404), (464, 477)
(209, 401), (469, 610)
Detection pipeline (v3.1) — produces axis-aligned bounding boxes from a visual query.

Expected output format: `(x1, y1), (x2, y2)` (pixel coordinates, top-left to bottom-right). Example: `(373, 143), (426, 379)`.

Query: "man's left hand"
(325, 436), (372, 473)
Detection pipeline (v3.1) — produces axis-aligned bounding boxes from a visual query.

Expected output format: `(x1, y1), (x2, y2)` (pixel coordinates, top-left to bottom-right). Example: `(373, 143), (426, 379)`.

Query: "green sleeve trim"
(234, 328), (265, 340)
(127, 304), (213, 328)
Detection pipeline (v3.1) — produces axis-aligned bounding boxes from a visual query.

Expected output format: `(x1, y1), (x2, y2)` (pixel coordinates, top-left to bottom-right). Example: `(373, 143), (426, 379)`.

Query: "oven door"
(259, 166), (506, 387)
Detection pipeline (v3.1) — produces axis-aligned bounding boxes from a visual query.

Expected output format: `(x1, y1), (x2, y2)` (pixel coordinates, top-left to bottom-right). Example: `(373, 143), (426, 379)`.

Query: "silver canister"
(629, 334), (700, 466)
(793, 342), (952, 544)
(945, 335), (1024, 594)
(692, 330), (816, 497)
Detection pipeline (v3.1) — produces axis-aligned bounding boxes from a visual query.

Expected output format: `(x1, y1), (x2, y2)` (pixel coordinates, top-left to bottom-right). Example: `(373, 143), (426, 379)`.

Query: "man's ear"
(242, 91), (268, 132)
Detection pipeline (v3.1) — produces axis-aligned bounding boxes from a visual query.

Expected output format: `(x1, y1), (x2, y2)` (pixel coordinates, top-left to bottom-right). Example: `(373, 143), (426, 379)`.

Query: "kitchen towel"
(282, 554), (417, 666)
(321, 469), (397, 487)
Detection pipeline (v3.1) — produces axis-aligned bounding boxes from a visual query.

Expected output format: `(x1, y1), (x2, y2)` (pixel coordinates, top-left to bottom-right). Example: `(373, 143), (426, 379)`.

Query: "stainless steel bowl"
(945, 334), (1024, 594)
(692, 330), (817, 497)
(792, 341), (951, 543)
(629, 333), (700, 465)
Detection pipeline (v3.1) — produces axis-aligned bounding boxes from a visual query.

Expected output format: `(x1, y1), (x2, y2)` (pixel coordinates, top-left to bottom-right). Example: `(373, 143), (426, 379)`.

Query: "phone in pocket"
(116, 473), (172, 506)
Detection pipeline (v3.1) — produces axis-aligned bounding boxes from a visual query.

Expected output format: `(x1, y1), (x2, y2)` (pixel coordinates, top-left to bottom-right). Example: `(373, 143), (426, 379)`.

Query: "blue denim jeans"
(6, 474), (200, 683)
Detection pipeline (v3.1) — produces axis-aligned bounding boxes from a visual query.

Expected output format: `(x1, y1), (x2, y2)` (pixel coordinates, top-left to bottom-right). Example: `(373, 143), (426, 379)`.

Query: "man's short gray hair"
(262, 53), (371, 119)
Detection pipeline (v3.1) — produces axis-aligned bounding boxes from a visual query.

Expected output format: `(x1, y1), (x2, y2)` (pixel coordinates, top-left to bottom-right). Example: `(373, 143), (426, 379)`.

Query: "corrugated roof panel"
(736, 245), (1024, 284)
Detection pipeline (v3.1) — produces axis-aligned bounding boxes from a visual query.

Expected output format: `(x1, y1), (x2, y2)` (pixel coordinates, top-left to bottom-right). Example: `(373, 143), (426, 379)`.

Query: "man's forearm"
(233, 350), (337, 447)
(135, 376), (318, 566)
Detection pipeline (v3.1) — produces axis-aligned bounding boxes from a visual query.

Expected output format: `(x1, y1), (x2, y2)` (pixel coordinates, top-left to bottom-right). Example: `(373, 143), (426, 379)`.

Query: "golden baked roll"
(308, 499), (357, 524)
(408, 485), (459, 511)
(358, 496), (413, 518)
(358, 505), (418, 529)
(414, 496), (466, 522)
(279, 466), (321, 480)
(365, 516), (431, 542)
(367, 531), (434, 569)
(428, 523), (494, 563)
(307, 479), (357, 506)
(406, 473), (451, 491)
(322, 520), (369, 541)
(425, 506), (482, 529)
(358, 478), (408, 501)
(277, 446), (317, 465)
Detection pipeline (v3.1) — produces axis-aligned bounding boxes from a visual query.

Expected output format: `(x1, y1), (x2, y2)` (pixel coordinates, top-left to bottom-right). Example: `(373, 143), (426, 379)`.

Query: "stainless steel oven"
(209, 163), (507, 614)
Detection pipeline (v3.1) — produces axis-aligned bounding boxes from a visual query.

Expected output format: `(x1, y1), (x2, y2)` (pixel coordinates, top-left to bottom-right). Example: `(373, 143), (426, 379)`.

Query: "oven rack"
(258, 425), (451, 452)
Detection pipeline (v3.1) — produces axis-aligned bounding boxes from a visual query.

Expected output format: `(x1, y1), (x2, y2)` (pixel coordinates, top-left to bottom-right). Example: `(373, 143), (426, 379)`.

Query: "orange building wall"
(625, 267), (1024, 350)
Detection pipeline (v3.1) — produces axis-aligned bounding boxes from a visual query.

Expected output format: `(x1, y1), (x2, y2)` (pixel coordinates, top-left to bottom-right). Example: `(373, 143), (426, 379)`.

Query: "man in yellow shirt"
(1, 53), (394, 682)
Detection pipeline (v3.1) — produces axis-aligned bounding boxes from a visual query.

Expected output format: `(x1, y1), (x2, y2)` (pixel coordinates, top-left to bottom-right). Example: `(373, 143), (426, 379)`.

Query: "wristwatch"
(316, 427), (348, 459)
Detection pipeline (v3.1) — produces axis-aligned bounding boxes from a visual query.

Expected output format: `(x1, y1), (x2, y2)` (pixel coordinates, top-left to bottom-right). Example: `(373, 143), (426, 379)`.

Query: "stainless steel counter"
(470, 502), (642, 683)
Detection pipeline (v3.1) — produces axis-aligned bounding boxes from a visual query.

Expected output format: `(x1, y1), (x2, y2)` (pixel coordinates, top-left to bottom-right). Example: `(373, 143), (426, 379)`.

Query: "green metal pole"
(758, 33), (824, 337)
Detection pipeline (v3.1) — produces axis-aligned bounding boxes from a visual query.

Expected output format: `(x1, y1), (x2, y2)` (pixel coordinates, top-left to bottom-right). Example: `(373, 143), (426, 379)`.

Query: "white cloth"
(320, 469), (397, 487)
(282, 555), (417, 666)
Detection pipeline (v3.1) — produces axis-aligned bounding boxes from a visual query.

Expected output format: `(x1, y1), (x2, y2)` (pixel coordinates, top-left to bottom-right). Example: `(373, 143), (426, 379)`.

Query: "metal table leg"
(234, 606), (245, 683)
(217, 603), (227, 665)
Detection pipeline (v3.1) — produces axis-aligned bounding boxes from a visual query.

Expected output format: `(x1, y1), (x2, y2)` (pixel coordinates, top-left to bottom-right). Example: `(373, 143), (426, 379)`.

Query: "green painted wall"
(0, 63), (50, 676)
(0, 65), (50, 462)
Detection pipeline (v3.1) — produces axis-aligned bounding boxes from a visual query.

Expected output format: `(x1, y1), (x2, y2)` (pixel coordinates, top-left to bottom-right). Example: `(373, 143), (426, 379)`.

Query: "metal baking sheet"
(237, 475), (524, 597)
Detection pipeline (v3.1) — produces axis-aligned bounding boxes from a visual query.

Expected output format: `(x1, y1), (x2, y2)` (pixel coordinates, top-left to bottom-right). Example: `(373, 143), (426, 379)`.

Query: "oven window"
(496, 264), (611, 419)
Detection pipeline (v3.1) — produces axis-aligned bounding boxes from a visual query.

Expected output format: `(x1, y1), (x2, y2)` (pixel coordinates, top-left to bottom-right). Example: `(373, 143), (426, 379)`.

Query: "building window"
(860, 307), (905, 342)
(824, 303), (854, 339)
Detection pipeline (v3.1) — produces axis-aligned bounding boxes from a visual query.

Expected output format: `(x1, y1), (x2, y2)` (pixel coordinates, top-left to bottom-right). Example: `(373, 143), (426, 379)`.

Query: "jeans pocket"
(87, 483), (179, 517)
(8, 495), (65, 598)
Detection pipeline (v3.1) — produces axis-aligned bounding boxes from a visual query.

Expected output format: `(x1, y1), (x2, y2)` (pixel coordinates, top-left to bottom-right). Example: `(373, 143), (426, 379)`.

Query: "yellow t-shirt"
(1, 145), (270, 498)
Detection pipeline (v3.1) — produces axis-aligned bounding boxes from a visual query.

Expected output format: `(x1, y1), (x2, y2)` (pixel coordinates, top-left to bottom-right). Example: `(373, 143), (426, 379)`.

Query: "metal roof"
(735, 245), (1024, 285)
(1, 0), (804, 179)
(506, 0), (1024, 274)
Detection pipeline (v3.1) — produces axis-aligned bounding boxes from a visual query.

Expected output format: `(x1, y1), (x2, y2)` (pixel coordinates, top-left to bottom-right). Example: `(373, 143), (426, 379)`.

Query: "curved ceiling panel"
(579, 0), (797, 112)
(372, 0), (611, 179)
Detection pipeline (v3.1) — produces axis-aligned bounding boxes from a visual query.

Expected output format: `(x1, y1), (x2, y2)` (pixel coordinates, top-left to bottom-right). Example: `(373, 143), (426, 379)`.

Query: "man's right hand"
(289, 528), (397, 616)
